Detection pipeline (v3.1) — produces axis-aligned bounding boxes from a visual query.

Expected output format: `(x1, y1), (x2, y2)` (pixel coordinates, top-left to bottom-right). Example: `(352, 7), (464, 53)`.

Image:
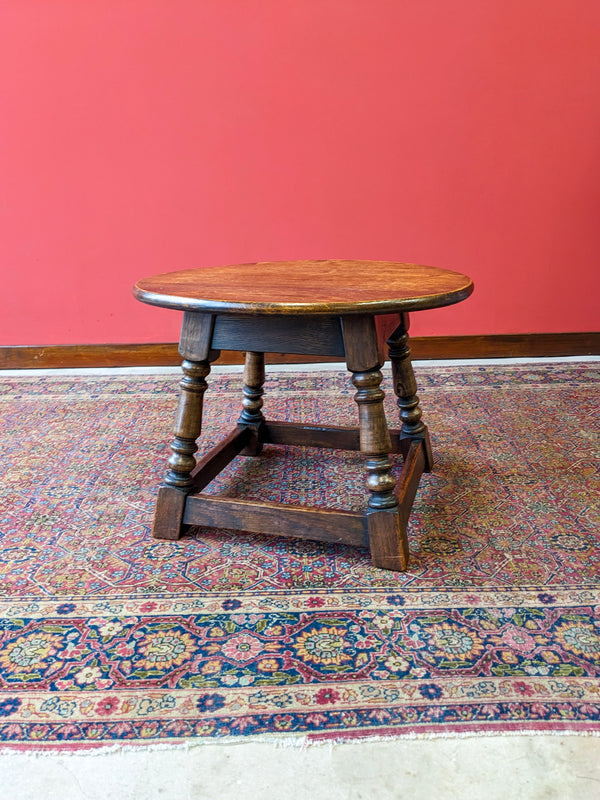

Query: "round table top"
(133, 260), (473, 316)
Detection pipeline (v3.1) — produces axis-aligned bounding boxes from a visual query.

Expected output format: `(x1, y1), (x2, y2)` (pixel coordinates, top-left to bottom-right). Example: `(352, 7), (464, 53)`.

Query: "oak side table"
(134, 260), (473, 571)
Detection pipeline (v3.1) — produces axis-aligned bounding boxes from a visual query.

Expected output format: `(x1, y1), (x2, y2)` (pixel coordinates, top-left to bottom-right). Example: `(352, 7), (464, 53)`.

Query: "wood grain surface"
(133, 260), (474, 315)
(181, 495), (368, 548)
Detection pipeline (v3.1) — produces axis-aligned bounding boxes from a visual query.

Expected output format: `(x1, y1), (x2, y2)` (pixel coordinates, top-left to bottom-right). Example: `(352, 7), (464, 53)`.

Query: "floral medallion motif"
(135, 631), (195, 671)
(0, 633), (63, 675)
(554, 623), (600, 659)
(416, 620), (486, 665)
(293, 627), (351, 667)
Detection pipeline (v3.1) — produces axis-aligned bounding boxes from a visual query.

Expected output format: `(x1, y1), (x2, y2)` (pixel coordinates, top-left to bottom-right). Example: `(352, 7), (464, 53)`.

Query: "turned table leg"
(238, 351), (266, 456)
(152, 311), (215, 540)
(387, 313), (433, 471)
(343, 316), (409, 570)
(152, 358), (211, 540)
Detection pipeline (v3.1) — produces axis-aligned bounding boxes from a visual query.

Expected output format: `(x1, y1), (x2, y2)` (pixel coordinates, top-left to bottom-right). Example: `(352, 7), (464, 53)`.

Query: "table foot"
(151, 486), (188, 540)
(367, 508), (409, 571)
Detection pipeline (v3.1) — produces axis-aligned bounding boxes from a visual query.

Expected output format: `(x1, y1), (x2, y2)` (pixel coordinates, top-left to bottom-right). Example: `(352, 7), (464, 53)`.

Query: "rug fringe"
(1, 727), (600, 757)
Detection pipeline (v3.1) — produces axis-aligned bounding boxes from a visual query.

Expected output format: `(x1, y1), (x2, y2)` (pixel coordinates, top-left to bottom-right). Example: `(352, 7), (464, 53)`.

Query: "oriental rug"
(0, 362), (598, 749)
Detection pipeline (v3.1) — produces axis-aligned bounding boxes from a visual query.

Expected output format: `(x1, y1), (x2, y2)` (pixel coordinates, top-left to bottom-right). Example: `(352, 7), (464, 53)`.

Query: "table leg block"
(367, 508), (409, 571)
(152, 486), (187, 541)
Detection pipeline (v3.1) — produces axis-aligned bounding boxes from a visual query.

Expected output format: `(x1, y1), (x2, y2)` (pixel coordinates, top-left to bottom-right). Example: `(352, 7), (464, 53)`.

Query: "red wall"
(1, 0), (599, 346)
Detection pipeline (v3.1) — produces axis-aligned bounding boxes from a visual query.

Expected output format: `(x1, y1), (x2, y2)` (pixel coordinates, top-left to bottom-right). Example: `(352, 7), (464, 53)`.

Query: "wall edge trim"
(1, 333), (599, 369)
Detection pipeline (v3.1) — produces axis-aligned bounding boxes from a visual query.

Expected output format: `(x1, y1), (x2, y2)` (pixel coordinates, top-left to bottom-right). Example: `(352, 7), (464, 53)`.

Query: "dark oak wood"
(263, 421), (403, 453)
(351, 368), (396, 508)
(238, 351), (265, 427)
(134, 260), (474, 315)
(182, 495), (368, 548)
(189, 427), (251, 492)
(342, 315), (403, 571)
(395, 440), (427, 526)
(238, 351), (266, 456)
(342, 315), (385, 371)
(151, 486), (188, 541)
(212, 314), (346, 356)
(152, 359), (211, 540)
(343, 316), (396, 507)
(162, 359), (211, 491)
(178, 312), (216, 362)
(3, 333), (598, 369)
(367, 508), (409, 572)
(134, 259), (479, 570)
(388, 314), (433, 471)
(366, 441), (426, 571)
(264, 421), (362, 450)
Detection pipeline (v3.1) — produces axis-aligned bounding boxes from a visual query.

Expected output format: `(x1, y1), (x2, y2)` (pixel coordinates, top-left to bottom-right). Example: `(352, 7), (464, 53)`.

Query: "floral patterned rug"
(0, 362), (599, 749)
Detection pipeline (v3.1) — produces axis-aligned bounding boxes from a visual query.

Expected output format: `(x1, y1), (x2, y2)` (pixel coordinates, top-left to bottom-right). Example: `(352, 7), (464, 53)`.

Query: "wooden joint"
(342, 315), (383, 372)
(179, 313), (216, 361)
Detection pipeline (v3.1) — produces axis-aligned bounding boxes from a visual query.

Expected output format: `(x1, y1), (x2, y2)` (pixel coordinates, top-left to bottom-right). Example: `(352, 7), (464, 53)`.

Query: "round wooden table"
(134, 260), (473, 571)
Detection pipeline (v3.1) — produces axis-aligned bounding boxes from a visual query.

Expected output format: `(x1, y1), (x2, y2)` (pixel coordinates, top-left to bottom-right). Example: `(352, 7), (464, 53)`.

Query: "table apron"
(210, 313), (346, 356)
